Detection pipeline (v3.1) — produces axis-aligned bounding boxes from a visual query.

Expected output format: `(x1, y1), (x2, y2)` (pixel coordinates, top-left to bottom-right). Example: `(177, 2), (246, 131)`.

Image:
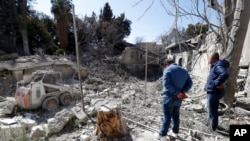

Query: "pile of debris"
(0, 45), (250, 141)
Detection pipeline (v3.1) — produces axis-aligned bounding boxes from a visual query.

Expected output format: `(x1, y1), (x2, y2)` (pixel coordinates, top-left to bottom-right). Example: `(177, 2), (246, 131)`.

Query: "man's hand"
(177, 92), (188, 100)
(216, 84), (224, 89)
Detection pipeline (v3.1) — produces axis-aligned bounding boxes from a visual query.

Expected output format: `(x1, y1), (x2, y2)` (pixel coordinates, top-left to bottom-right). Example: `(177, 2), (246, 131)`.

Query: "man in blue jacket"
(205, 52), (229, 131)
(155, 59), (193, 140)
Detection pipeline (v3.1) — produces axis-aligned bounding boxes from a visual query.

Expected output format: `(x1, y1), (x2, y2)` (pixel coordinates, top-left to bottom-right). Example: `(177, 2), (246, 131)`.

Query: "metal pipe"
(72, 4), (84, 110)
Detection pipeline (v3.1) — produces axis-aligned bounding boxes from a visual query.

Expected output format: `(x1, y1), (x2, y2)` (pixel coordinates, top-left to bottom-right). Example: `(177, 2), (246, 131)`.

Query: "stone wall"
(191, 32), (223, 79)
(120, 47), (145, 65)
(165, 42), (196, 72)
(119, 47), (159, 71)
(191, 27), (250, 95)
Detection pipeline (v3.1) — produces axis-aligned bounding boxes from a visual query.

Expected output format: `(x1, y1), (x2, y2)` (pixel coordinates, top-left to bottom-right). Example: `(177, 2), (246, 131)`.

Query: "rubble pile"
(0, 45), (249, 141)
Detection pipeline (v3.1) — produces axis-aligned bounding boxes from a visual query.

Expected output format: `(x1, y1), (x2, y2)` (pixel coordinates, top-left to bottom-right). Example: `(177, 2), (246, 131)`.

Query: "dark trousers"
(207, 92), (224, 130)
(160, 97), (181, 136)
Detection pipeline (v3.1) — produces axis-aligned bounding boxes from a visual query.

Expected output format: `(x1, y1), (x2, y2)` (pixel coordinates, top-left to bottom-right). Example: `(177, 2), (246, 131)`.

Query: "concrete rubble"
(0, 45), (250, 141)
(0, 97), (15, 117)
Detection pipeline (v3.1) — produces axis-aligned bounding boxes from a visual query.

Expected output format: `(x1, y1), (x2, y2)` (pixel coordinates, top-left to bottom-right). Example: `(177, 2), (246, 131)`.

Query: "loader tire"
(218, 101), (229, 115)
(59, 92), (73, 106)
(42, 97), (59, 111)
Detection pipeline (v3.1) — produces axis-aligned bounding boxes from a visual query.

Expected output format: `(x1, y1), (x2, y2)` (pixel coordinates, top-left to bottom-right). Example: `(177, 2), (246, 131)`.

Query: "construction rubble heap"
(0, 46), (250, 141)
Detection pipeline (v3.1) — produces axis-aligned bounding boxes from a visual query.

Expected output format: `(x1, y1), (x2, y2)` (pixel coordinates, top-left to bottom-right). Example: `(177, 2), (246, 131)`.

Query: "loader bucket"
(15, 87), (31, 109)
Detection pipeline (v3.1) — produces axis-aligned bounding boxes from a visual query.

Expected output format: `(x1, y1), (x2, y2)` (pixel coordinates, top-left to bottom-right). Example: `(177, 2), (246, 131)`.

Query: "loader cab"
(15, 71), (73, 111)
(16, 71), (64, 88)
(35, 71), (64, 93)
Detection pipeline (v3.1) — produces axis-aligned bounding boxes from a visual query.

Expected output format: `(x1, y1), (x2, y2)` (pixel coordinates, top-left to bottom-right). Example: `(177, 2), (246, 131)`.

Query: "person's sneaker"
(154, 132), (161, 140)
(168, 131), (178, 138)
(216, 125), (226, 132)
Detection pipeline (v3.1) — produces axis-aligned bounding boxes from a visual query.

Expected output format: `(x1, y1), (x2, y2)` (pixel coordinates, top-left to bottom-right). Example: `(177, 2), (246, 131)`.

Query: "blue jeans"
(207, 92), (224, 130)
(160, 96), (181, 136)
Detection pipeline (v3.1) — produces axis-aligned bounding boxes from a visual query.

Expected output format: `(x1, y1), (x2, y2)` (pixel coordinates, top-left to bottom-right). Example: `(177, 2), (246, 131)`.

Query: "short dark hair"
(164, 58), (174, 66)
(211, 52), (219, 60)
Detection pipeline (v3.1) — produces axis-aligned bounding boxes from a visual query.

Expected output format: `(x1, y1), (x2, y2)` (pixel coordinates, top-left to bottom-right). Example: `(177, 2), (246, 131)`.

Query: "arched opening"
(173, 55), (176, 62)
(178, 58), (183, 67)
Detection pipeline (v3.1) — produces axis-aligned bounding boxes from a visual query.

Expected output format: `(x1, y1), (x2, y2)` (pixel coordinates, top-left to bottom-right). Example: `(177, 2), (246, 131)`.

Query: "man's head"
(209, 52), (219, 64)
(164, 58), (174, 67)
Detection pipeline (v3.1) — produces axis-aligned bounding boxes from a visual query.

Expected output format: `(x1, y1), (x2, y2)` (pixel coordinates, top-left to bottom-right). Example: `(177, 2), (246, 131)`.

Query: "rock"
(86, 106), (97, 117)
(0, 97), (15, 116)
(193, 104), (204, 113)
(30, 124), (48, 139)
(13, 116), (37, 129)
(184, 104), (204, 113)
(232, 107), (250, 116)
(47, 109), (74, 134)
(0, 118), (17, 125)
(71, 106), (88, 121)
(80, 134), (91, 141)
(0, 123), (25, 141)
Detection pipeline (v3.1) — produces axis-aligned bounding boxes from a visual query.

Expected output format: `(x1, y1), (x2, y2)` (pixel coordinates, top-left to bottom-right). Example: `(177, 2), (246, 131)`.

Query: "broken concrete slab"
(0, 97), (15, 117)
(0, 118), (17, 125)
(14, 116), (37, 129)
(0, 123), (26, 141)
(30, 124), (48, 139)
(71, 106), (88, 121)
(47, 109), (74, 134)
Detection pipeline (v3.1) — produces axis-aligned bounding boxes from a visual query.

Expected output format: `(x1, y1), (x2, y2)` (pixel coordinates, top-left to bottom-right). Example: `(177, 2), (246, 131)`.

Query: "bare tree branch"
(132, 0), (145, 7)
(207, 0), (223, 13)
(136, 0), (155, 20)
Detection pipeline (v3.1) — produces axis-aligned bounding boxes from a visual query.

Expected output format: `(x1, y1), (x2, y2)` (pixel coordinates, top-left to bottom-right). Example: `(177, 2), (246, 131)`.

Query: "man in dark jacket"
(155, 59), (193, 140)
(205, 52), (229, 131)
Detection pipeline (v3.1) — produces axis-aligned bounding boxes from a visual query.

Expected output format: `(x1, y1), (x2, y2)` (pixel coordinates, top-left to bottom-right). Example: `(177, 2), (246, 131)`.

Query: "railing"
(236, 68), (248, 92)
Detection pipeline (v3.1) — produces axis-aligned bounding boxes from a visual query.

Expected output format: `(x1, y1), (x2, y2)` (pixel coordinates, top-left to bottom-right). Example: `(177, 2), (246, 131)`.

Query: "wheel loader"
(15, 70), (79, 111)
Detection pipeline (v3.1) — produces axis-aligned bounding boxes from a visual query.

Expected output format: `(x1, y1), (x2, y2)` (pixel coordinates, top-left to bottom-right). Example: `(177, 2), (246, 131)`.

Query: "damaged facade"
(164, 34), (203, 71)
(165, 20), (250, 96)
(119, 45), (163, 78)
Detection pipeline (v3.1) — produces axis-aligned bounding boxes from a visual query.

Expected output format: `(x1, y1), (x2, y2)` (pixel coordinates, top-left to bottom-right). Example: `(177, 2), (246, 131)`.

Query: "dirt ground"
(1, 46), (249, 141)
(44, 75), (232, 141)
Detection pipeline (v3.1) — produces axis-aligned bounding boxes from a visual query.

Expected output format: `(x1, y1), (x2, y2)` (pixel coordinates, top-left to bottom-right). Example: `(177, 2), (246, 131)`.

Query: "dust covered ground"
(1, 45), (249, 141)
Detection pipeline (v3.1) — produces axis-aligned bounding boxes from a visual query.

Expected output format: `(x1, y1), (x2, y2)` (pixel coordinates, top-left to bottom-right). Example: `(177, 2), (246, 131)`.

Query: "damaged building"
(165, 25), (250, 98)
(0, 17), (249, 141)
(119, 44), (164, 79)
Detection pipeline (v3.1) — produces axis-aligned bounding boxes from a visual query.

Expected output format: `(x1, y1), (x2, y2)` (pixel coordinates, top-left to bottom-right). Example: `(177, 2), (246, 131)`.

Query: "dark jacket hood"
(216, 59), (230, 69)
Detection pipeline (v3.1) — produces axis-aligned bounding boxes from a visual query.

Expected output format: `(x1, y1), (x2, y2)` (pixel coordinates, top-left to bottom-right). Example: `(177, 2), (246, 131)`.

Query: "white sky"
(32, 0), (216, 44)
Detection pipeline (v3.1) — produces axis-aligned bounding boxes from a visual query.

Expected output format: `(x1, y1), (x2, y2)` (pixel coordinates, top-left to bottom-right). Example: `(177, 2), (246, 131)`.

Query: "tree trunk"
(224, 0), (236, 31)
(96, 106), (129, 140)
(56, 14), (68, 52)
(224, 0), (250, 106)
(20, 28), (30, 55)
(20, 0), (30, 55)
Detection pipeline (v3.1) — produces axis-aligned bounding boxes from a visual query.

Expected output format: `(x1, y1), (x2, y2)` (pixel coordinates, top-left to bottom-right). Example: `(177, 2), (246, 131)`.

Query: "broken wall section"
(0, 55), (89, 96)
